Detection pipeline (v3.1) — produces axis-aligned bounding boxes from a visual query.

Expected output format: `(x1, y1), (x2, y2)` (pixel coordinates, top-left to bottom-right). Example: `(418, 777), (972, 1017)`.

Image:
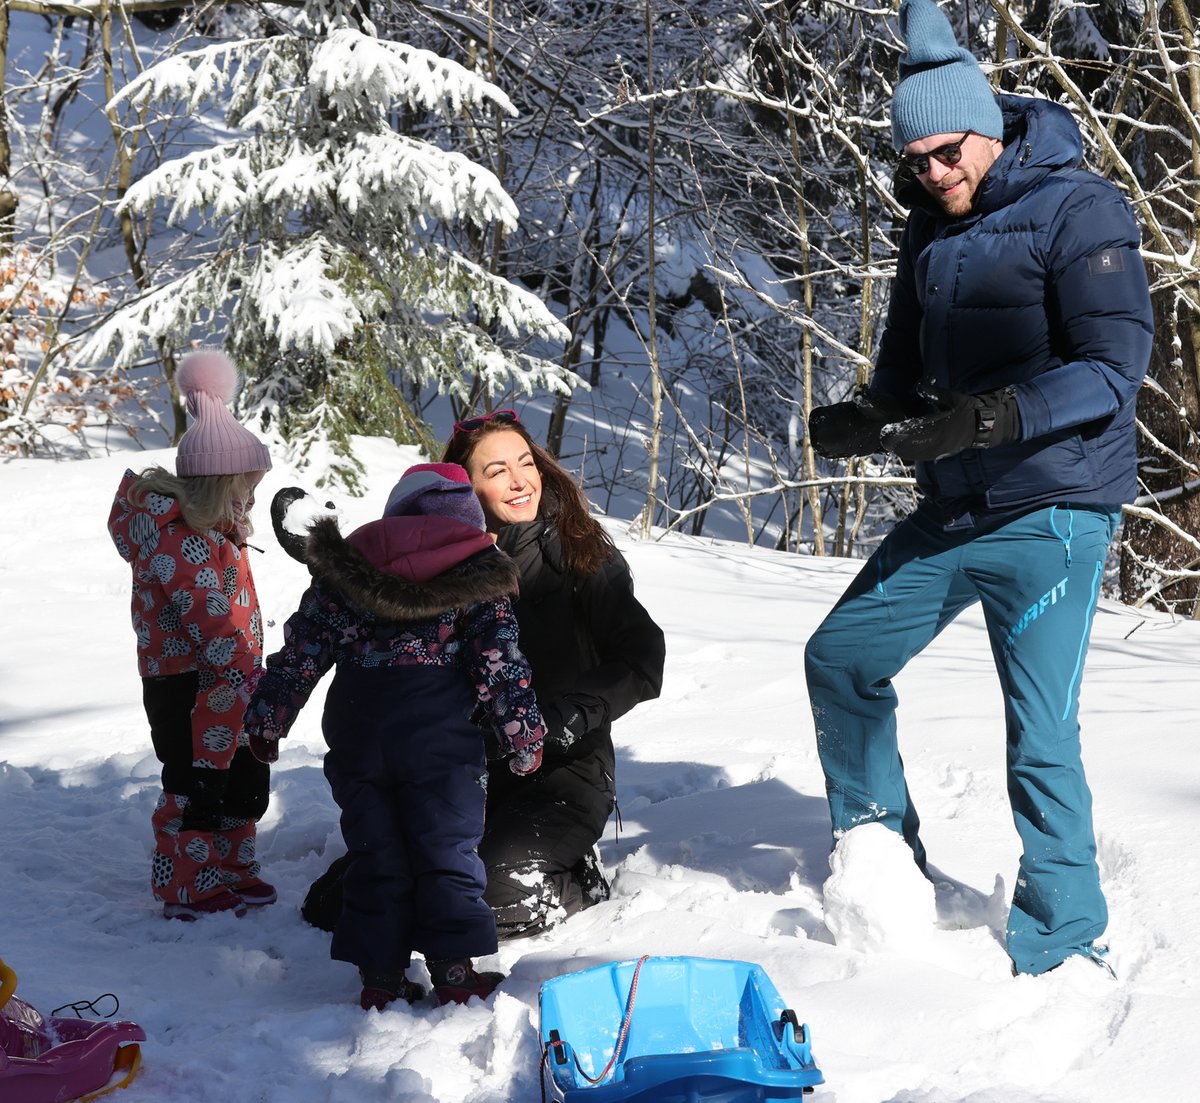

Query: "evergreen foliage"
(3, 1), (1197, 606)
(84, 0), (570, 487)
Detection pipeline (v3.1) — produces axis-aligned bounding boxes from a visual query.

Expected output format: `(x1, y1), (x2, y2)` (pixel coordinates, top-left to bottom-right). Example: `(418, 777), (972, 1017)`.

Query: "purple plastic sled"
(1, 957), (145, 1103)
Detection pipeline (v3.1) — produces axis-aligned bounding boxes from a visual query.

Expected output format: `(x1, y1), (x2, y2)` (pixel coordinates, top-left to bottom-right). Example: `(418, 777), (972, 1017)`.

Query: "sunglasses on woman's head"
(452, 409), (520, 437)
(899, 131), (974, 176)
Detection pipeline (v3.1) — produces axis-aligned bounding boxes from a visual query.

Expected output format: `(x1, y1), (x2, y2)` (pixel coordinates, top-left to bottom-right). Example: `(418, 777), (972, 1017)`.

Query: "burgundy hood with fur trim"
(302, 515), (519, 622)
(347, 515), (495, 583)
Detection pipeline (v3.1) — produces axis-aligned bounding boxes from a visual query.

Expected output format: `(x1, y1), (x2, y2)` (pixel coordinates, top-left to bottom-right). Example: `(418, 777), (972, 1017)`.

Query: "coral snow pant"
(142, 672), (270, 905)
(804, 502), (1120, 975)
(321, 665), (496, 974)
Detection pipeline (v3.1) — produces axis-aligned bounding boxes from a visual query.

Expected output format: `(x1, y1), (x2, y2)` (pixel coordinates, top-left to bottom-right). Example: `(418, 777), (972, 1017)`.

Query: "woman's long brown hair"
(442, 419), (614, 576)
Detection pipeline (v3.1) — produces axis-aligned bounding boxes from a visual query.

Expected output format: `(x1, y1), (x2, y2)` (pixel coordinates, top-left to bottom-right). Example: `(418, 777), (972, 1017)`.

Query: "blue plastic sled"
(538, 956), (824, 1102)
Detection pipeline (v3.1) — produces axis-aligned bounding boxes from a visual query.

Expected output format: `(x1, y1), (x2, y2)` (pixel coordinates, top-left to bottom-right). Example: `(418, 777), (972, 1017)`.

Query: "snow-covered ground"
(3, 438), (1198, 1102)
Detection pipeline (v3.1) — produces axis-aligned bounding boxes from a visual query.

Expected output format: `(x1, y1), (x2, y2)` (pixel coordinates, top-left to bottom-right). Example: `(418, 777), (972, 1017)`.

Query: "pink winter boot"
(214, 816), (276, 906)
(151, 795), (246, 919)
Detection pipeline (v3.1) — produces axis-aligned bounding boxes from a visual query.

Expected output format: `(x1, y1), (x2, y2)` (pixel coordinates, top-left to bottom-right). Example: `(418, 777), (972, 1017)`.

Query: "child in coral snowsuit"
(108, 349), (275, 921)
(242, 463), (545, 1010)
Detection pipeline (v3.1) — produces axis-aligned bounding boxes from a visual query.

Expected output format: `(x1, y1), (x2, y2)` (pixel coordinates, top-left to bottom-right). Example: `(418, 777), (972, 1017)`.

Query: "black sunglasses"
(899, 131), (974, 177)
(452, 409), (520, 437)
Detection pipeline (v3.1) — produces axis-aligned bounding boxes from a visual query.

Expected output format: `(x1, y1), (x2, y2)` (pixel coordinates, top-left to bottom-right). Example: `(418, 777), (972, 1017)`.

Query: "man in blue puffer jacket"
(805, 0), (1153, 977)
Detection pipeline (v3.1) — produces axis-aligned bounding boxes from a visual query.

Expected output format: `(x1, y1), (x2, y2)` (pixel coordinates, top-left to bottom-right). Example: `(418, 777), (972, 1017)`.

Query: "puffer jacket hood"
(897, 95), (1082, 220)
(109, 469), (186, 562)
(304, 515), (519, 622)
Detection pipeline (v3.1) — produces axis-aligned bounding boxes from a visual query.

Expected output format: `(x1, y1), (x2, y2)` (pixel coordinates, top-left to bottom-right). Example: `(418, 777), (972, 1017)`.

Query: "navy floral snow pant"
(321, 665), (497, 973)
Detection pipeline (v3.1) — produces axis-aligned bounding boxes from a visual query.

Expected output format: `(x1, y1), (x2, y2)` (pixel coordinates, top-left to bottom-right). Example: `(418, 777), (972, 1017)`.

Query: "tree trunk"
(0, 0), (18, 250)
(1117, 0), (1200, 614)
(637, 0), (664, 539)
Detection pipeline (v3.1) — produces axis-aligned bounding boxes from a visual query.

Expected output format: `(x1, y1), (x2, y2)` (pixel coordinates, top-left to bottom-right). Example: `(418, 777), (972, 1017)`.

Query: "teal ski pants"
(804, 502), (1119, 975)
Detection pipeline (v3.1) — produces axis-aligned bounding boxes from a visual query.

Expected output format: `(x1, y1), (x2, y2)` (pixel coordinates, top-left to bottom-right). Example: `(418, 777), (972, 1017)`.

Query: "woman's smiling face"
(463, 428), (543, 530)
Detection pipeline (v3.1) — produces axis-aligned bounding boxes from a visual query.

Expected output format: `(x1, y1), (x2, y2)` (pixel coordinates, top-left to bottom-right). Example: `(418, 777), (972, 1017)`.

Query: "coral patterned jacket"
(108, 470), (264, 766)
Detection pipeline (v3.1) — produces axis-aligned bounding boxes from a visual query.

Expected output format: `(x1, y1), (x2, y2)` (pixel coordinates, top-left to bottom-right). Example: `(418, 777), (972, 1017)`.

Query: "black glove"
(540, 700), (588, 755)
(271, 486), (336, 562)
(880, 388), (1021, 463)
(808, 393), (912, 458)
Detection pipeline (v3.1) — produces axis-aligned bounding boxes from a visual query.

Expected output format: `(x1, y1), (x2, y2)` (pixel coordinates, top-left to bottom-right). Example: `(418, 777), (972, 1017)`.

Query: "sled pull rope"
(51, 992), (122, 1019)
(539, 954), (650, 1102)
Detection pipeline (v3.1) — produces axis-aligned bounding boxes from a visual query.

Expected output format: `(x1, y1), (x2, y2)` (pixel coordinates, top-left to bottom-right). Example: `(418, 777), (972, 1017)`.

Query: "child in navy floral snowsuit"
(243, 463), (544, 1010)
(108, 350), (275, 921)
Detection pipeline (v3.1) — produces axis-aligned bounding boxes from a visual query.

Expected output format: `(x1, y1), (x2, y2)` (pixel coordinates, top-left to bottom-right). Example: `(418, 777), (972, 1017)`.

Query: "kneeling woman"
(443, 411), (665, 938)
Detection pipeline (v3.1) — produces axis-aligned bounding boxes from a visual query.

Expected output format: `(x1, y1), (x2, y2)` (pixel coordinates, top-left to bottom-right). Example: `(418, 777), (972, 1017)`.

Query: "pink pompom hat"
(174, 349), (273, 477)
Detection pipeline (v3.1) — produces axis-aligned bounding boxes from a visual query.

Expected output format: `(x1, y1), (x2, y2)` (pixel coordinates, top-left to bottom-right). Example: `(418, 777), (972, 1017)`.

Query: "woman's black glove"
(540, 700), (589, 755)
(880, 388), (1021, 463)
(271, 486), (337, 562)
(808, 393), (912, 458)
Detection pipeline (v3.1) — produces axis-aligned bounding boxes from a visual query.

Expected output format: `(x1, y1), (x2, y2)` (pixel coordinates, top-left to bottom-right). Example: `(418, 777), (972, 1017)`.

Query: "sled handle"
(0, 957), (17, 1011)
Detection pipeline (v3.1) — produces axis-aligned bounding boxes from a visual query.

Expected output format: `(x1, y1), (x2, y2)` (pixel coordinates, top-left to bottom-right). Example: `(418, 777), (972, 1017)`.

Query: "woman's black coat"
(493, 516), (664, 772)
(478, 515), (665, 937)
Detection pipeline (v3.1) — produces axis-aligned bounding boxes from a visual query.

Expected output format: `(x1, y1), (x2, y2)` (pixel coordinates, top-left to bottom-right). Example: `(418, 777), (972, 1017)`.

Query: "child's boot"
(152, 795), (247, 919)
(358, 968), (427, 1011)
(162, 889), (247, 921)
(215, 816), (276, 907)
(426, 957), (505, 1006)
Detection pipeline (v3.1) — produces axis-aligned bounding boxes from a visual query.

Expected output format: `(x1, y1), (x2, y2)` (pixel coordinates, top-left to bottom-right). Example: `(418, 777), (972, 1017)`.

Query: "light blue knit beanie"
(891, 0), (1004, 151)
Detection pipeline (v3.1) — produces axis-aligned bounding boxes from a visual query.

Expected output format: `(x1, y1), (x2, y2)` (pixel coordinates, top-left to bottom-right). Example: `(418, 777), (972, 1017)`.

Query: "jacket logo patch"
(1087, 249), (1125, 275)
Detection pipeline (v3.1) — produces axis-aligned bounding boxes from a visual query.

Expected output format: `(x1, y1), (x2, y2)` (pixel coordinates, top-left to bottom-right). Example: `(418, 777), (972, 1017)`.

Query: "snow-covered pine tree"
(84, 0), (570, 487)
